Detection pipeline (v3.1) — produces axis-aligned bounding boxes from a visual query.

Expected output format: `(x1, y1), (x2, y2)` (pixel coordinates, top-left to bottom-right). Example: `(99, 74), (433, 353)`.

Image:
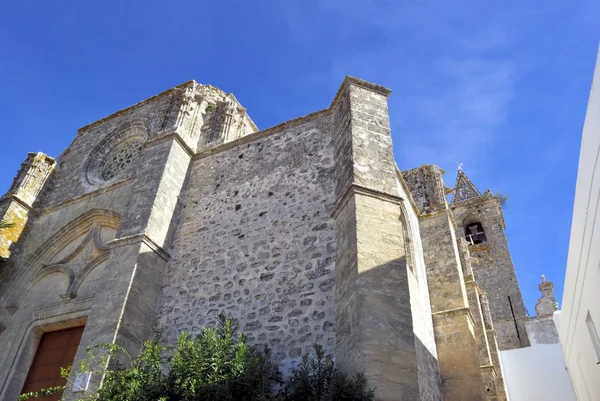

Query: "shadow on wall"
(0, 258), (10, 292)
(415, 333), (443, 400)
(346, 256), (443, 400)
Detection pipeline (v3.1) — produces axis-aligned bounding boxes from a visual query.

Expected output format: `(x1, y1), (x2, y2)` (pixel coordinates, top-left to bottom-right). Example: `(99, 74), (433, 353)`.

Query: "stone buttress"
(330, 78), (442, 400)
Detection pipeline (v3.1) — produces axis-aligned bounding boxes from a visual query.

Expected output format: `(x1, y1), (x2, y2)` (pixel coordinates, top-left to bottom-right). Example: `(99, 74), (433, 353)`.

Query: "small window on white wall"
(585, 311), (600, 362)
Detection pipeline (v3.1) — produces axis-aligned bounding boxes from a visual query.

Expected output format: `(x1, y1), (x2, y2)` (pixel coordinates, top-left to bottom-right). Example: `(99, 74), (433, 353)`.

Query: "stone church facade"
(0, 77), (533, 400)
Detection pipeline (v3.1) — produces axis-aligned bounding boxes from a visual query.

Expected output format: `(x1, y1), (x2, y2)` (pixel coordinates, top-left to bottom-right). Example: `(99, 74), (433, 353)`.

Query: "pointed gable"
(451, 169), (482, 203)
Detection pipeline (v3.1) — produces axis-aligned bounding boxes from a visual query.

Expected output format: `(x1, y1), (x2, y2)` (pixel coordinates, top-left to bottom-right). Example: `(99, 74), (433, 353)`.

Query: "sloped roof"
(451, 168), (482, 203)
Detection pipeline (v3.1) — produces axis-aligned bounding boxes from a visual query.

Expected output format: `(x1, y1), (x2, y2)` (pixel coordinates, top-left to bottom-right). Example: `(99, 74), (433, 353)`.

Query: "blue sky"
(1, 1), (598, 314)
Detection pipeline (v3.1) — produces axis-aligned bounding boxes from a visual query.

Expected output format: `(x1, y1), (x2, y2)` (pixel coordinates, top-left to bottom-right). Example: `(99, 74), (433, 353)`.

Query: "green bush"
(19, 315), (374, 401)
(279, 344), (374, 401)
(98, 315), (280, 401)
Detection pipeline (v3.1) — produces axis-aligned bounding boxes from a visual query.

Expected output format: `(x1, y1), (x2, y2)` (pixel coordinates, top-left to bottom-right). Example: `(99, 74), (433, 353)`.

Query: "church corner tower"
(449, 168), (530, 351)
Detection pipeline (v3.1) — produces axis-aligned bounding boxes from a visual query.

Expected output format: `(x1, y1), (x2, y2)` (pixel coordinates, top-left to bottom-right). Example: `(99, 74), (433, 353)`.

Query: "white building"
(559, 48), (600, 401)
(500, 278), (575, 401)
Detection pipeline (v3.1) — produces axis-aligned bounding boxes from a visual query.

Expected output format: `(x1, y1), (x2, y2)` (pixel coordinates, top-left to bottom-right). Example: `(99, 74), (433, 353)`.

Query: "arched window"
(465, 222), (487, 245)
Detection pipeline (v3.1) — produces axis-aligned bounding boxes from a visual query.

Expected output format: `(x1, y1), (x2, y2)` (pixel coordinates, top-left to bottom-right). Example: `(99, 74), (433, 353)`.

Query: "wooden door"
(21, 326), (85, 401)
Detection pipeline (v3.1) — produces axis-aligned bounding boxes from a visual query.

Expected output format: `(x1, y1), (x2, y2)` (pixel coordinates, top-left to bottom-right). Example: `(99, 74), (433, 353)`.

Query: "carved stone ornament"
(83, 122), (148, 186)
(101, 139), (144, 180)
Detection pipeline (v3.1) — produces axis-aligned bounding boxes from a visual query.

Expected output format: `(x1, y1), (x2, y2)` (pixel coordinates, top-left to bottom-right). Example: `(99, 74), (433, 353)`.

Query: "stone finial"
(0, 152), (55, 258)
(3, 152), (55, 207)
(535, 274), (558, 317)
(401, 165), (447, 213)
(200, 91), (256, 147)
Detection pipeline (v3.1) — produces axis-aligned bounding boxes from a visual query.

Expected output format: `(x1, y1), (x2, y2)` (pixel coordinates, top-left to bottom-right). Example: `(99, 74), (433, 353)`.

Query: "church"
(0, 77), (562, 400)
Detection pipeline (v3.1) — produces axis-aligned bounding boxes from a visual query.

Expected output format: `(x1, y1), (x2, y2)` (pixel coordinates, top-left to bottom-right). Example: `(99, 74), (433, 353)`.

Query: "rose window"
(101, 140), (144, 180)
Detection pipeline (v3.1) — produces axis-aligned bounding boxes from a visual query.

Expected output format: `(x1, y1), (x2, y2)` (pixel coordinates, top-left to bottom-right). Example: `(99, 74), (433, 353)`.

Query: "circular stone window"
(83, 123), (148, 186)
(101, 139), (144, 180)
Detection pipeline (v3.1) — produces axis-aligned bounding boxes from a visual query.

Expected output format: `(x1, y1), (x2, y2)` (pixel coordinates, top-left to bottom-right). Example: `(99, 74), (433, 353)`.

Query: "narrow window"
(465, 222), (487, 245)
(585, 312), (600, 362)
(21, 326), (85, 401)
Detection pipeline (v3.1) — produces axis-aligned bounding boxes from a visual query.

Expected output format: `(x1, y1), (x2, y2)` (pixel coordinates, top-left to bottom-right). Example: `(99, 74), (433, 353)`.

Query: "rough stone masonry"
(0, 77), (535, 400)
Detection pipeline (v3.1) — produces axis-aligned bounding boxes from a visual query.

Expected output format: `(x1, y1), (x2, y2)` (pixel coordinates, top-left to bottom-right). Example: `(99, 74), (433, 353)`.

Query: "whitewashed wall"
(500, 343), (575, 401)
(559, 47), (600, 401)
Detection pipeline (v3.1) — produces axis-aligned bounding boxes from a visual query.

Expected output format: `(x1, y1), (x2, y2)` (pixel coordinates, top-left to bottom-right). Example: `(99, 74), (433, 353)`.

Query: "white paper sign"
(73, 372), (91, 392)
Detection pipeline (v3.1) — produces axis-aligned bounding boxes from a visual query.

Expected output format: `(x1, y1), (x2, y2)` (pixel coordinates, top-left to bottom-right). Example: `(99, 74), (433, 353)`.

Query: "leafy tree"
(0, 219), (12, 229)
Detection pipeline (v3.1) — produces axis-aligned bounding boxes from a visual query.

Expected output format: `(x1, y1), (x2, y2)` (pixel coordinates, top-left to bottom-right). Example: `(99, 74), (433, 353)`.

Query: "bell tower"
(450, 168), (530, 350)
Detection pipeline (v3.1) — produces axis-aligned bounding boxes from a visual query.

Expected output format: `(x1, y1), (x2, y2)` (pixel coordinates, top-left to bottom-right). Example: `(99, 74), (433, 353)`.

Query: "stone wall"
(525, 317), (560, 345)
(401, 165), (447, 214)
(157, 115), (337, 372)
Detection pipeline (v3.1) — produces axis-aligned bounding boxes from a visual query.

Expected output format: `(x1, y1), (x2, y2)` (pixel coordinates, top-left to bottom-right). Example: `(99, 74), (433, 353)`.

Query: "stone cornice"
(0, 195), (34, 214)
(78, 81), (195, 134)
(330, 76), (392, 110)
(107, 234), (171, 262)
(450, 194), (506, 229)
(194, 108), (333, 161)
(418, 206), (451, 220)
(144, 130), (195, 159)
(192, 77), (391, 162)
(331, 182), (403, 219)
(432, 306), (476, 329)
(75, 77), (392, 166)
